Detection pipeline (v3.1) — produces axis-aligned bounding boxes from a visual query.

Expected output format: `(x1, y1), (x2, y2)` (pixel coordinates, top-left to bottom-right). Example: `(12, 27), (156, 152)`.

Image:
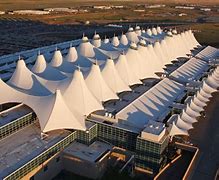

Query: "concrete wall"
(26, 154), (63, 180)
(63, 153), (109, 179)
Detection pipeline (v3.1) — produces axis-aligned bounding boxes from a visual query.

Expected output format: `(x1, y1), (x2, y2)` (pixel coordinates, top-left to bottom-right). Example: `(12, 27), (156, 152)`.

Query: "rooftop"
(0, 104), (32, 127)
(0, 122), (70, 179)
(142, 120), (165, 136)
(63, 141), (112, 163)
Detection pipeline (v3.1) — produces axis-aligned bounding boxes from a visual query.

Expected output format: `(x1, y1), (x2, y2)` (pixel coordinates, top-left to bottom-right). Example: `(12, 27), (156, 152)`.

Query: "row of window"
(4, 131), (77, 180)
(0, 113), (36, 140)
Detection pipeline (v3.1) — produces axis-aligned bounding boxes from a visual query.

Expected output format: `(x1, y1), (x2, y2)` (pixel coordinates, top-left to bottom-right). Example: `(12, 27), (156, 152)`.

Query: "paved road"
(189, 92), (219, 180)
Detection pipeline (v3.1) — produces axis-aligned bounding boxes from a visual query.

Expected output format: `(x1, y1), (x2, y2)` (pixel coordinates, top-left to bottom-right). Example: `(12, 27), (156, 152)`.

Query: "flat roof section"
(140, 120), (166, 143)
(0, 122), (71, 179)
(63, 141), (112, 163)
(143, 120), (165, 136)
(0, 104), (33, 127)
(104, 80), (158, 114)
(88, 114), (141, 134)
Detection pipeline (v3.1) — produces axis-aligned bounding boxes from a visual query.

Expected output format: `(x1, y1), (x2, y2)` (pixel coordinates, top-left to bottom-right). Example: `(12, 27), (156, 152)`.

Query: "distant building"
(0, 11), (5, 15)
(175, 6), (195, 10)
(13, 10), (50, 15)
(200, 8), (211, 12)
(145, 4), (166, 8)
(133, 9), (145, 12)
(44, 8), (78, 13)
(179, 13), (187, 17)
(93, 6), (112, 10)
(111, 5), (124, 9)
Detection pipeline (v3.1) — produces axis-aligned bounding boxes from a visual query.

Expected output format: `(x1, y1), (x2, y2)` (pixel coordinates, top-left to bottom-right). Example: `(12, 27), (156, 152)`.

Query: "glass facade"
(89, 120), (138, 151)
(0, 112), (36, 140)
(135, 136), (169, 173)
(2, 116), (169, 179)
(3, 131), (77, 180)
(86, 119), (169, 174)
(76, 123), (98, 145)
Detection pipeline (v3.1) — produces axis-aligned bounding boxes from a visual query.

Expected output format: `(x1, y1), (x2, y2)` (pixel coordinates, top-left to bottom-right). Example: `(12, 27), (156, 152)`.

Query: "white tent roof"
(101, 58), (131, 93)
(181, 109), (198, 123)
(73, 55), (93, 68)
(146, 28), (152, 36)
(138, 42), (161, 77)
(196, 92), (210, 103)
(153, 41), (166, 66)
(199, 88), (212, 99)
(206, 75), (219, 89)
(41, 90), (86, 132)
(8, 59), (52, 96)
(192, 95), (207, 108)
(169, 122), (189, 137)
(176, 116), (193, 130)
(103, 37), (110, 44)
(32, 54), (67, 80)
(160, 39), (171, 64)
(125, 44), (150, 80)
(85, 63), (119, 102)
(58, 69), (104, 115)
(115, 54), (142, 86)
(157, 26), (162, 34)
(152, 27), (158, 36)
(126, 27), (139, 43)
(0, 79), (86, 132)
(120, 34), (129, 46)
(50, 50), (63, 67)
(77, 36), (95, 57)
(92, 33), (101, 48)
(111, 35), (120, 47)
(147, 44), (163, 72)
(65, 47), (78, 62)
(135, 26), (141, 36)
(185, 104), (200, 118)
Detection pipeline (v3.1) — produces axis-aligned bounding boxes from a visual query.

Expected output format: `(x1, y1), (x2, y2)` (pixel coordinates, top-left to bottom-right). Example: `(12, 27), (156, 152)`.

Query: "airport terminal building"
(0, 26), (219, 179)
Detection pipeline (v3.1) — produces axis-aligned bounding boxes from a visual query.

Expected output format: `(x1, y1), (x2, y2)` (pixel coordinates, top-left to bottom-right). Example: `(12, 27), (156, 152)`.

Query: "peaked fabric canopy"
(0, 79), (86, 132)
(1, 27), (214, 136)
(85, 63), (119, 102)
(32, 54), (67, 80)
(65, 47), (78, 62)
(126, 27), (139, 43)
(50, 50), (63, 67)
(58, 69), (104, 115)
(115, 54), (142, 86)
(125, 43), (144, 79)
(77, 36), (95, 57)
(169, 122), (189, 137)
(138, 42), (160, 77)
(111, 36), (120, 47)
(101, 58), (131, 93)
(92, 33), (101, 48)
(176, 116), (193, 130)
(8, 59), (52, 96)
(120, 34), (129, 46)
